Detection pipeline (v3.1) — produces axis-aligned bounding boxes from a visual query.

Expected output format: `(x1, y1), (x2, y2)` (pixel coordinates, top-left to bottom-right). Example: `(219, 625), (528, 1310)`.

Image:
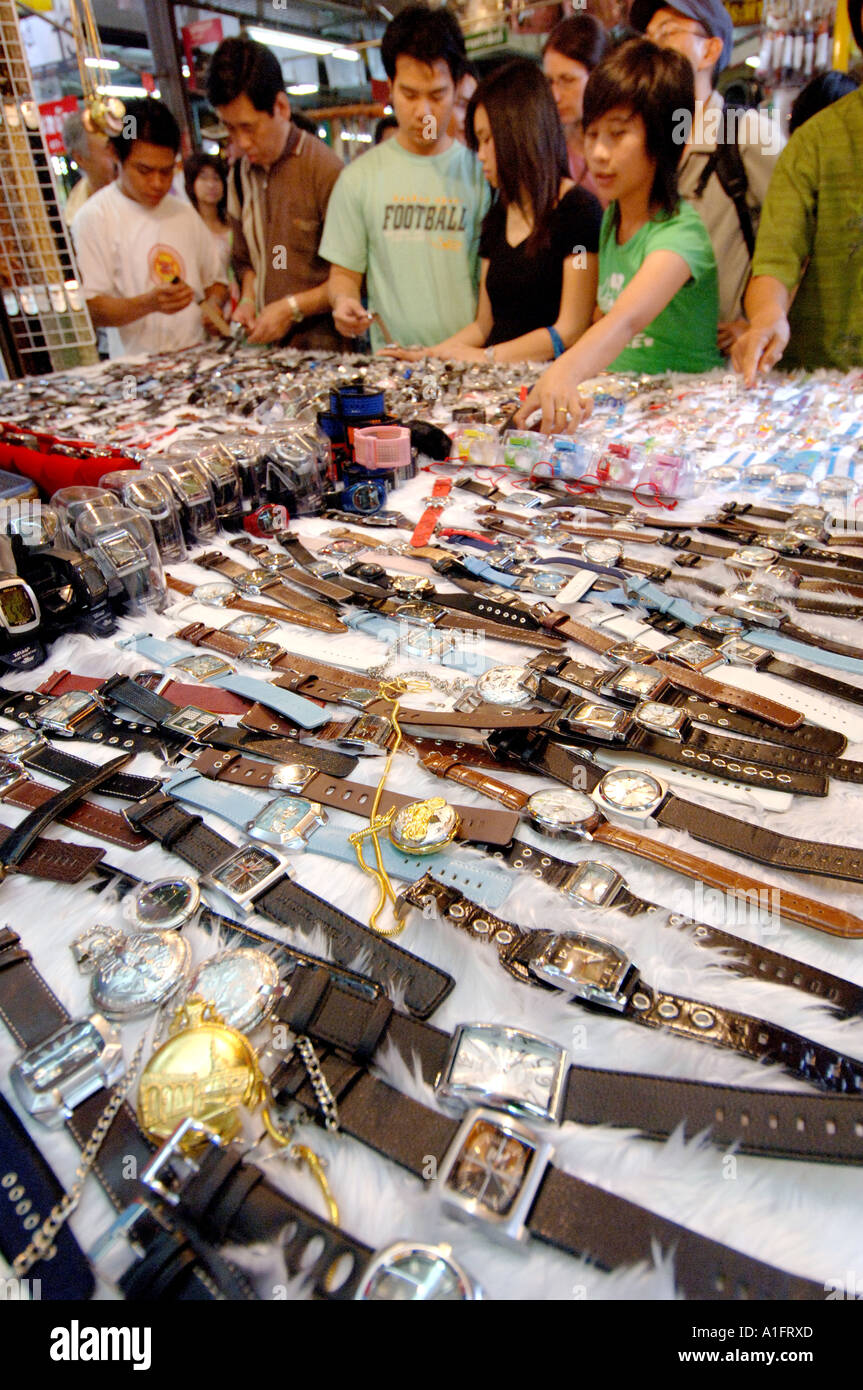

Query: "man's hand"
(717, 317), (749, 354)
(247, 298), (293, 344)
(150, 282), (195, 315)
(333, 295), (372, 338)
(731, 313), (790, 387)
(232, 298), (257, 334)
(513, 357), (592, 434)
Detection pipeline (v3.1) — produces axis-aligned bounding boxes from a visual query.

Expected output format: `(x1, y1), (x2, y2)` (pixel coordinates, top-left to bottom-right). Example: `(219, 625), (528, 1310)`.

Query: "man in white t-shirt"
(72, 98), (227, 358)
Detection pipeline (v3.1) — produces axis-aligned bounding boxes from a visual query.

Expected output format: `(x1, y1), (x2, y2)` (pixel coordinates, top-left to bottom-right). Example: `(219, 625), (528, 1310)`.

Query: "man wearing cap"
(733, 0), (863, 380)
(631, 0), (784, 353)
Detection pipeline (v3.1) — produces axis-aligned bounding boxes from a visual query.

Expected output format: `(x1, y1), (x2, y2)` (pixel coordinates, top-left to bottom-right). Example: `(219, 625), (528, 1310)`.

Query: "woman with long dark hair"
(184, 152), (231, 285)
(391, 59), (600, 364)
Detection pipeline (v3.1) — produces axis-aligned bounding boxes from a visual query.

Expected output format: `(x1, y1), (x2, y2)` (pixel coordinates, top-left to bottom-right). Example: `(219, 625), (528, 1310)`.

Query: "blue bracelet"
(547, 325), (565, 358)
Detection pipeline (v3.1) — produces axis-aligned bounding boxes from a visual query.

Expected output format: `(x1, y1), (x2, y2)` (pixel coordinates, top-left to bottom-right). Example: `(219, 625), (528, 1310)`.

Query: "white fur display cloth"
(2, 473), (863, 1305)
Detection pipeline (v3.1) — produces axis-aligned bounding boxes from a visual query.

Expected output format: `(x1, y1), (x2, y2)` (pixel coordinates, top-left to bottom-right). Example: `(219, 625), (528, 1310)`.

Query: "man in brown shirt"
(208, 36), (345, 350)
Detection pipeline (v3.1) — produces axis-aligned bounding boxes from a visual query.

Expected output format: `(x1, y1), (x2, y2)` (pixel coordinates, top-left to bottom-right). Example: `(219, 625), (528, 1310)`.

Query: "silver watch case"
(11, 1015), (124, 1127)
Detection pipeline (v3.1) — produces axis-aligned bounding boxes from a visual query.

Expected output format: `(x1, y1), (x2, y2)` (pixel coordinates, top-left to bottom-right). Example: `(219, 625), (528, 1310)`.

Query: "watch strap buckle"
(140, 1118), (221, 1206)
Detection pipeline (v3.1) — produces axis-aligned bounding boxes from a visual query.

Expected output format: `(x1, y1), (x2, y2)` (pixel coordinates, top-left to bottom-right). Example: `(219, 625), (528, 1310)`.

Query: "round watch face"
(728, 546), (777, 567)
(597, 768), (665, 815)
(355, 1243), (478, 1302)
(222, 614), (274, 639)
(187, 948), (279, 1034)
(130, 876), (200, 932)
(525, 788), (598, 835)
(582, 538), (622, 566)
(524, 569), (569, 596)
(699, 614), (743, 636)
(192, 582), (234, 606)
(91, 931), (191, 1020)
(390, 797), (459, 854)
(475, 665), (532, 707)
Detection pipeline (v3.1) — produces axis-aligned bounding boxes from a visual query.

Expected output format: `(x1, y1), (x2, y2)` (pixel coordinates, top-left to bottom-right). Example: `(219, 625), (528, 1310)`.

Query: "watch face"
(238, 568), (275, 594)
(662, 639), (721, 672)
(526, 788), (599, 836)
(248, 795), (326, 848)
(97, 531), (147, 576)
(221, 614), (276, 639)
(393, 602), (446, 629)
(523, 569), (569, 596)
(596, 768), (665, 815)
(0, 583), (38, 629)
(738, 598), (784, 621)
(170, 465), (209, 501)
(605, 663), (663, 701)
(267, 762), (317, 793)
(442, 1115), (545, 1232)
(530, 933), (633, 1010)
(390, 797), (459, 854)
(0, 728), (43, 758)
(11, 1016), (124, 1127)
(162, 706), (218, 740)
(206, 845), (286, 904)
(605, 642), (658, 667)
(698, 615), (743, 636)
(243, 641), (285, 668)
(356, 1244), (478, 1302)
(475, 665), (532, 707)
(633, 700), (687, 739)
(192, 582), (234, 606)
(719, 637), (766, 666)
(439, 1023), (567, 1123)
(560, 859), (623, 907)
(35, 690), (96, 728)
(91, 931), (191, 1020)
(170, 654), (234, 683)
(187, 948), (279, 1034)
(390, 575), (435, 599)
(728, 546), (777, 567)
(131, 877), (200, 932)
(397, 628), (455, 662)
(582, 539), (622, 566)
(565, 701), (628, 740)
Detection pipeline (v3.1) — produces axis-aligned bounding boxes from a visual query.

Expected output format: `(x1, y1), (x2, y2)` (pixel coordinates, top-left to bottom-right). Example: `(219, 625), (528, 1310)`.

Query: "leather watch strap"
(166, 573), (348, 632)
(411, 477), (452, 547)
(667, 692), (847, 755)
(298, 769), (520, 847)
(620, 725), (829, 796)
(417, 749), (531, 811)
(21, 744), (159, 802)
(38, 668), (249, 717)
(0, 1091), (95, 1298)
(0, 688), (165, 755)
(362, 697), (551, 731)
(536, 613), (804, 727)
(270, 956), (863, 1165)
(272, 1047), (823, 1298)
(123, 795), (453, 1019)
(3, 777), (148, 850)
(0, 751), (131, 872)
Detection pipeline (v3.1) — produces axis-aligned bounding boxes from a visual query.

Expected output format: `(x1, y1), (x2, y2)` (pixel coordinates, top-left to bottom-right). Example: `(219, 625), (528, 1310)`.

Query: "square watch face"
(250, 795), (323, 845)
(606, 664), (663, 700)
(663, 639), (719, 671)
(633, 700), (687, 738)
(446, 1119), (534, 1217)
(36, 690), (97, 727)
(97, 531), (147, 575)
(210, 845), (284, 898)
(221, 614), (274, 639)
(162, 706), (218, 739)
(568, 701), (627, 738)
(562, 860), (622, 907)
(170, 654), (233, 682)
(440, 1024), (567, 1123)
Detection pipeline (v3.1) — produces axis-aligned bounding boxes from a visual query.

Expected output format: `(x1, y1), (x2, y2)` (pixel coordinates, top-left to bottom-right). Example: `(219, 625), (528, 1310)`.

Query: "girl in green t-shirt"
(517, 37), (722, 434)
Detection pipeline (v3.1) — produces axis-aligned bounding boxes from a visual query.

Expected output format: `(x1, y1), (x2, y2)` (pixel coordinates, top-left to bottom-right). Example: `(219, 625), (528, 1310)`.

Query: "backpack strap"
(695, 106), (756, 259)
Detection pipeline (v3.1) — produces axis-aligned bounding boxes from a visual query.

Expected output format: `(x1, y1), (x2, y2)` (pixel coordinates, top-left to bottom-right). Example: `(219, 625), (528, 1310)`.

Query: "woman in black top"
(397, 59), (601, 364)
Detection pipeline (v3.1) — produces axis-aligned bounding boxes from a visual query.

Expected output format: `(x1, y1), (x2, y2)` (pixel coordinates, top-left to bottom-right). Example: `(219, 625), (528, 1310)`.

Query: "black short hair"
(381, 4), (467, 83)
(207, 35), (285, 114)
(109, 97), (180, 163)
(543, 14), (608, 71)
(582, 38), (693, 218)
(789, 68), (860, 133)
(374, 113), (399, 143)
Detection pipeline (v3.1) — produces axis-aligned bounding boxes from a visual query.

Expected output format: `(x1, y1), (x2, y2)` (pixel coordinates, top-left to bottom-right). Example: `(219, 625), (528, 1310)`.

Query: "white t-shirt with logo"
(72, 182), (224, 357)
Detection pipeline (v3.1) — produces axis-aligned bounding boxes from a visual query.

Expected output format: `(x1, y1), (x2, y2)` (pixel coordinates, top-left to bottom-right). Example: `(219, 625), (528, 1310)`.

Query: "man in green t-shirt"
(734, 4), (863, 383)
(320, 5), (489, 352)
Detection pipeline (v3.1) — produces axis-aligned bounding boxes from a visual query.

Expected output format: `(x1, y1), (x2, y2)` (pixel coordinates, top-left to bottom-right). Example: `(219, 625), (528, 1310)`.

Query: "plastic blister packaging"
(99, 469), (187, 563)
(74, 504), (167, 614)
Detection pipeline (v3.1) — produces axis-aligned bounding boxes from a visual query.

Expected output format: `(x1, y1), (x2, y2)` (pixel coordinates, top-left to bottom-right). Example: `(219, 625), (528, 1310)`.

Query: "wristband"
(547, 325), (565, 358)
(287, 294), (303, 324)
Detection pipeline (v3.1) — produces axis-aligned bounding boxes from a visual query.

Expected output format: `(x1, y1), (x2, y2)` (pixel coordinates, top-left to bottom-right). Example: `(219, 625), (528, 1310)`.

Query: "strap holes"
(324, 1251), (356, 1294)
(768, 1115), (778, 1130)
(298, 1235), (327, 1271)
(795, 1117), (806, 1132)
(714, 1107), (725, 1122)
(825, 1120), (837, 1135)
(739, 1112), (750, 1127)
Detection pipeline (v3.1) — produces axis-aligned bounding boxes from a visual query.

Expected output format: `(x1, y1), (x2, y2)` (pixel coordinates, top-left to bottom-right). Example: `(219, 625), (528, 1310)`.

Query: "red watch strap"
(410, 478), (452, 548)
(37, 669), (249, 717)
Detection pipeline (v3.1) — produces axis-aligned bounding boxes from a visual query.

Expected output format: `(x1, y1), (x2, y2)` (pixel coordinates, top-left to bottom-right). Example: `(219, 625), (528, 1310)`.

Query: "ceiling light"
(97, 84), (161, 99)
(246, 26), (360, 60)
(85, 57), (120, 70)
(745, 54), (761, 67)
(288, 83), (319, 95)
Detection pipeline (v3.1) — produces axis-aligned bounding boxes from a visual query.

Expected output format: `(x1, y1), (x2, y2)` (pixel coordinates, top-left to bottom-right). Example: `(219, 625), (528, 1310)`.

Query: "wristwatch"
(165, 574), (348, 635)
(195, 551), (339, 626)
(122, 791), (454, 1019)
(145, 459), (218, 542)
(0, 570), (44, 670)
(0, 685), (166, 755)
(0, 726), (160, 802)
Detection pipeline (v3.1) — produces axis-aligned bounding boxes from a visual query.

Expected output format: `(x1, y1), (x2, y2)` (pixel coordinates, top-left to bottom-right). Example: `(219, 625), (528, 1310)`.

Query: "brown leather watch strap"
(37, 668), (250, 717)
(418, 749), (530, 811)
(0, 823), (104, 881)
(538, 612), (803, 728)
(595, 822), (863, 938)
(175, 622), (246, 659)
(363, 698), (551, 730)
(401, 734), (510, 770)
(3, 779), (148, 849)
(166, 574), (347, 632)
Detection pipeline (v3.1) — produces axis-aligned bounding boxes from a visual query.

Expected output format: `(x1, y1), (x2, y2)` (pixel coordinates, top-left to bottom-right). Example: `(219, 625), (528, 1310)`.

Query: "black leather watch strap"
(124, 795), (454, 1019)
(757, 655), (863, 707)
(273, 1049), (823, 1299)
(0, 688), (164, 755)
(23, 744), (160, 802)
(98, 673), (178, 725)
(0, 751), (132, 871)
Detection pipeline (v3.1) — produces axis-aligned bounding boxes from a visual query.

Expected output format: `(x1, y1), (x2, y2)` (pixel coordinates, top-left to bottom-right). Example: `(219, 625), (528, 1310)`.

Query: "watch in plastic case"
(145, 460), (217, 541)
(0, 570), (44, 670)
(10, 1015), (125, 1127)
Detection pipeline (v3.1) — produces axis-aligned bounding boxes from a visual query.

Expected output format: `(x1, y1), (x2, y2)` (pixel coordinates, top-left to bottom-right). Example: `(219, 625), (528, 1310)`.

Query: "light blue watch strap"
(306, 823), (514, 909)
(117, 634), (190, 665)
(458, 554), (522, 588)
(212, 674), (329, 729)
(164, 769), (261, 830)
(343, 611), (402, 642)
(741, 629), (863, 674)
(612, 575), (707, 626)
